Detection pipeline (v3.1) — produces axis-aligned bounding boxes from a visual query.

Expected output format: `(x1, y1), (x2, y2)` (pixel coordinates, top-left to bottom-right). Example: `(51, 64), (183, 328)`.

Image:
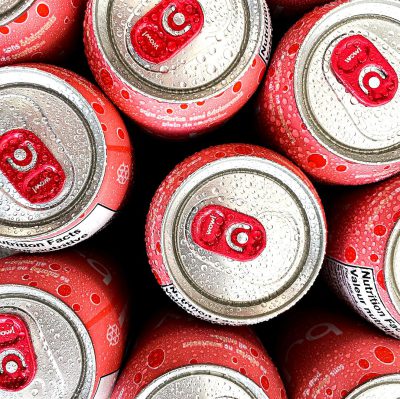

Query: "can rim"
(385, 219), (400, 315)
(0, 0), (34, 26)
(0, 66), (107, 241)
(294, 0), (400, 165)
(345, 374), (400, 399)
(0, 284), (96, 398)
(91, 0), (271, 102)
(135, 364), (269, 399)
(161, 156), (326, 324)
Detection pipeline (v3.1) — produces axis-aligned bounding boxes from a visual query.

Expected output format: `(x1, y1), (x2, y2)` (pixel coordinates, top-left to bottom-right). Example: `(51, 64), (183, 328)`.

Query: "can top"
(93, 0), (270, 101)
(295, 0), (400, 164)
(0, 285), (95, 398)
(136, 364), (269, 399)
(385, 219), (400, 314)
(161, 156), (326, 324)
(0, 0), (34, 25)
(345, 374), (400, 399)
(0, 67), (106, 241)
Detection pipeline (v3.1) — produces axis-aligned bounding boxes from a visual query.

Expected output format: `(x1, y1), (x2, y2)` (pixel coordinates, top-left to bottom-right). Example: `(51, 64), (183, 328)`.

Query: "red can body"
(275, 306), (400, 398)
(111, 311), (286, 399)
(325, 175), (400, 339)
(0, 64), (133, 252)
(0, 0), (87, 66)
(0, 251), (129, 398)
(258, 0), (400, 185)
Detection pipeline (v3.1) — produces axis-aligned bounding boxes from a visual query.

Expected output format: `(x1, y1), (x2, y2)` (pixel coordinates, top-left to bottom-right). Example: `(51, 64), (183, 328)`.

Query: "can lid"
(385, 219), (400, 314)
(0, 67), (106, 241)
(161, 156), (326, 324)
(0, 285), (96, 398)
(93, 0), (270, 101)
(136, 364), (269, 399)
(345, 374), (400, 399)
(294, 0), (400, 164)
(0, 0), (34, 25)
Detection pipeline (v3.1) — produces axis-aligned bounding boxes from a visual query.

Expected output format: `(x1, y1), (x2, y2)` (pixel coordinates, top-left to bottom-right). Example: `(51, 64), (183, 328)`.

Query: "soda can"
(111, 311), (286, 399)
(257, 0), (400, 185)
(146, 144), (326, 325)
(0, 0), (87, 66)
(0, 64), (133, 252)
(324, 175), (400, 339)
(84, 0), (272, 139)
(0, 250), (129, 398)
(274, 305), (400, 399)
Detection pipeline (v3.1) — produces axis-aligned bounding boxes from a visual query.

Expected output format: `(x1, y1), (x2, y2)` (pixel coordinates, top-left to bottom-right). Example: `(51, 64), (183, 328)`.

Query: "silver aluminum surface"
(295, 0), (400, 164)
(136, 364), (269, 399)
(0, 67), (106, 240)
(0, 0), (34, 26)
(93, 0), (270, 101)
(161, 156), (326, 324)
(385, 219), (400, 314)
(345, 374), (400, 399)
(0, 285), (95, 399)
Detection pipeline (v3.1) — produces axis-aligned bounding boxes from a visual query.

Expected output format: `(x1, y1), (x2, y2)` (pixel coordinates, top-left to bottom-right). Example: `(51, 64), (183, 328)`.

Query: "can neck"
(345, 374), (400, 399)
(135, 364), (269, 399)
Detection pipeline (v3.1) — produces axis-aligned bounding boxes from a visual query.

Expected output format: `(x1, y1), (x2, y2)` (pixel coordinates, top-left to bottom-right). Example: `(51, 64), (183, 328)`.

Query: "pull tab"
(0, 314), (36, 391)
(130, 0), (204, 64)
(191, 205), (266, 261)
(0, 129), (66, 204)
(331, 35), (398, 107)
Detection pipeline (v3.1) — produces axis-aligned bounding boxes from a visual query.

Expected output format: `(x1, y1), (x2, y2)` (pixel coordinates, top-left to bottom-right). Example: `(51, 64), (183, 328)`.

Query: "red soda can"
(146, 144), (326, 324)
(257, 0), (400, 185)
(111, 311), (287, 399)
(84, 0), (272, 139)
(325, 174), (400, 338)
(0, 64), (133, 252)
(0, 0), (87, 66)
(0, 250), (129, 398)
(275, 305), (400, 398)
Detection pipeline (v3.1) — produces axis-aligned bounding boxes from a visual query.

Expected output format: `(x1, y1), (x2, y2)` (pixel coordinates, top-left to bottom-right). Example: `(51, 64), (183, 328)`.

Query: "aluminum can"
(267, 0), (331, 17)
(84, 0), (272, 139)
(0, 0), (87, 66)
(0, 64), (133, 253)
(0, 250), (129, 398)
(111, 311), (286, 399)
(257, 0), (400, 185)
(274, 305), (400, 399)
(146, 143), (326, 325)
(324, 175), (400, 339)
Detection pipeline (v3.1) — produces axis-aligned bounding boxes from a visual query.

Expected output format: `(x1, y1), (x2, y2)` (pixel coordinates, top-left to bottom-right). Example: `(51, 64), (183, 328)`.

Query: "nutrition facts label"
(326, 257), (400, 337)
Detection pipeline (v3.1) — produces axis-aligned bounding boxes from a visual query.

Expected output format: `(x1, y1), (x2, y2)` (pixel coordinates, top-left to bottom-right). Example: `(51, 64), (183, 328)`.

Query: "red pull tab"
(130, 0), (204, 64)
(0, 314), (36, 391)
(331, 35), (398, 107)
(0, 129), (65, 204)
(191, 205), (267, 261)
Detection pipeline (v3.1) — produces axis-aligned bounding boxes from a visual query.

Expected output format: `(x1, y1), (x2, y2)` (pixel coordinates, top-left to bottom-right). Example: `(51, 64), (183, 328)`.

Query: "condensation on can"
(0, 64), (133, 253)
(274, 306), (400, 399)
(85, 0), (272, 138)
(0, 251), (129, 399)
(325, 174), (400, 339)
(258, 0), (400, 185)
(111, 311), (287, 399)
(0, 0), (88, 66)
(146, 144), (326, 325)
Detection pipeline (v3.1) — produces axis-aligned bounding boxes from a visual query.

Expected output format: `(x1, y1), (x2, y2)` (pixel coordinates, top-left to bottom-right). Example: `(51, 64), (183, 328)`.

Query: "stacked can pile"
(0, 0), (399, 398)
